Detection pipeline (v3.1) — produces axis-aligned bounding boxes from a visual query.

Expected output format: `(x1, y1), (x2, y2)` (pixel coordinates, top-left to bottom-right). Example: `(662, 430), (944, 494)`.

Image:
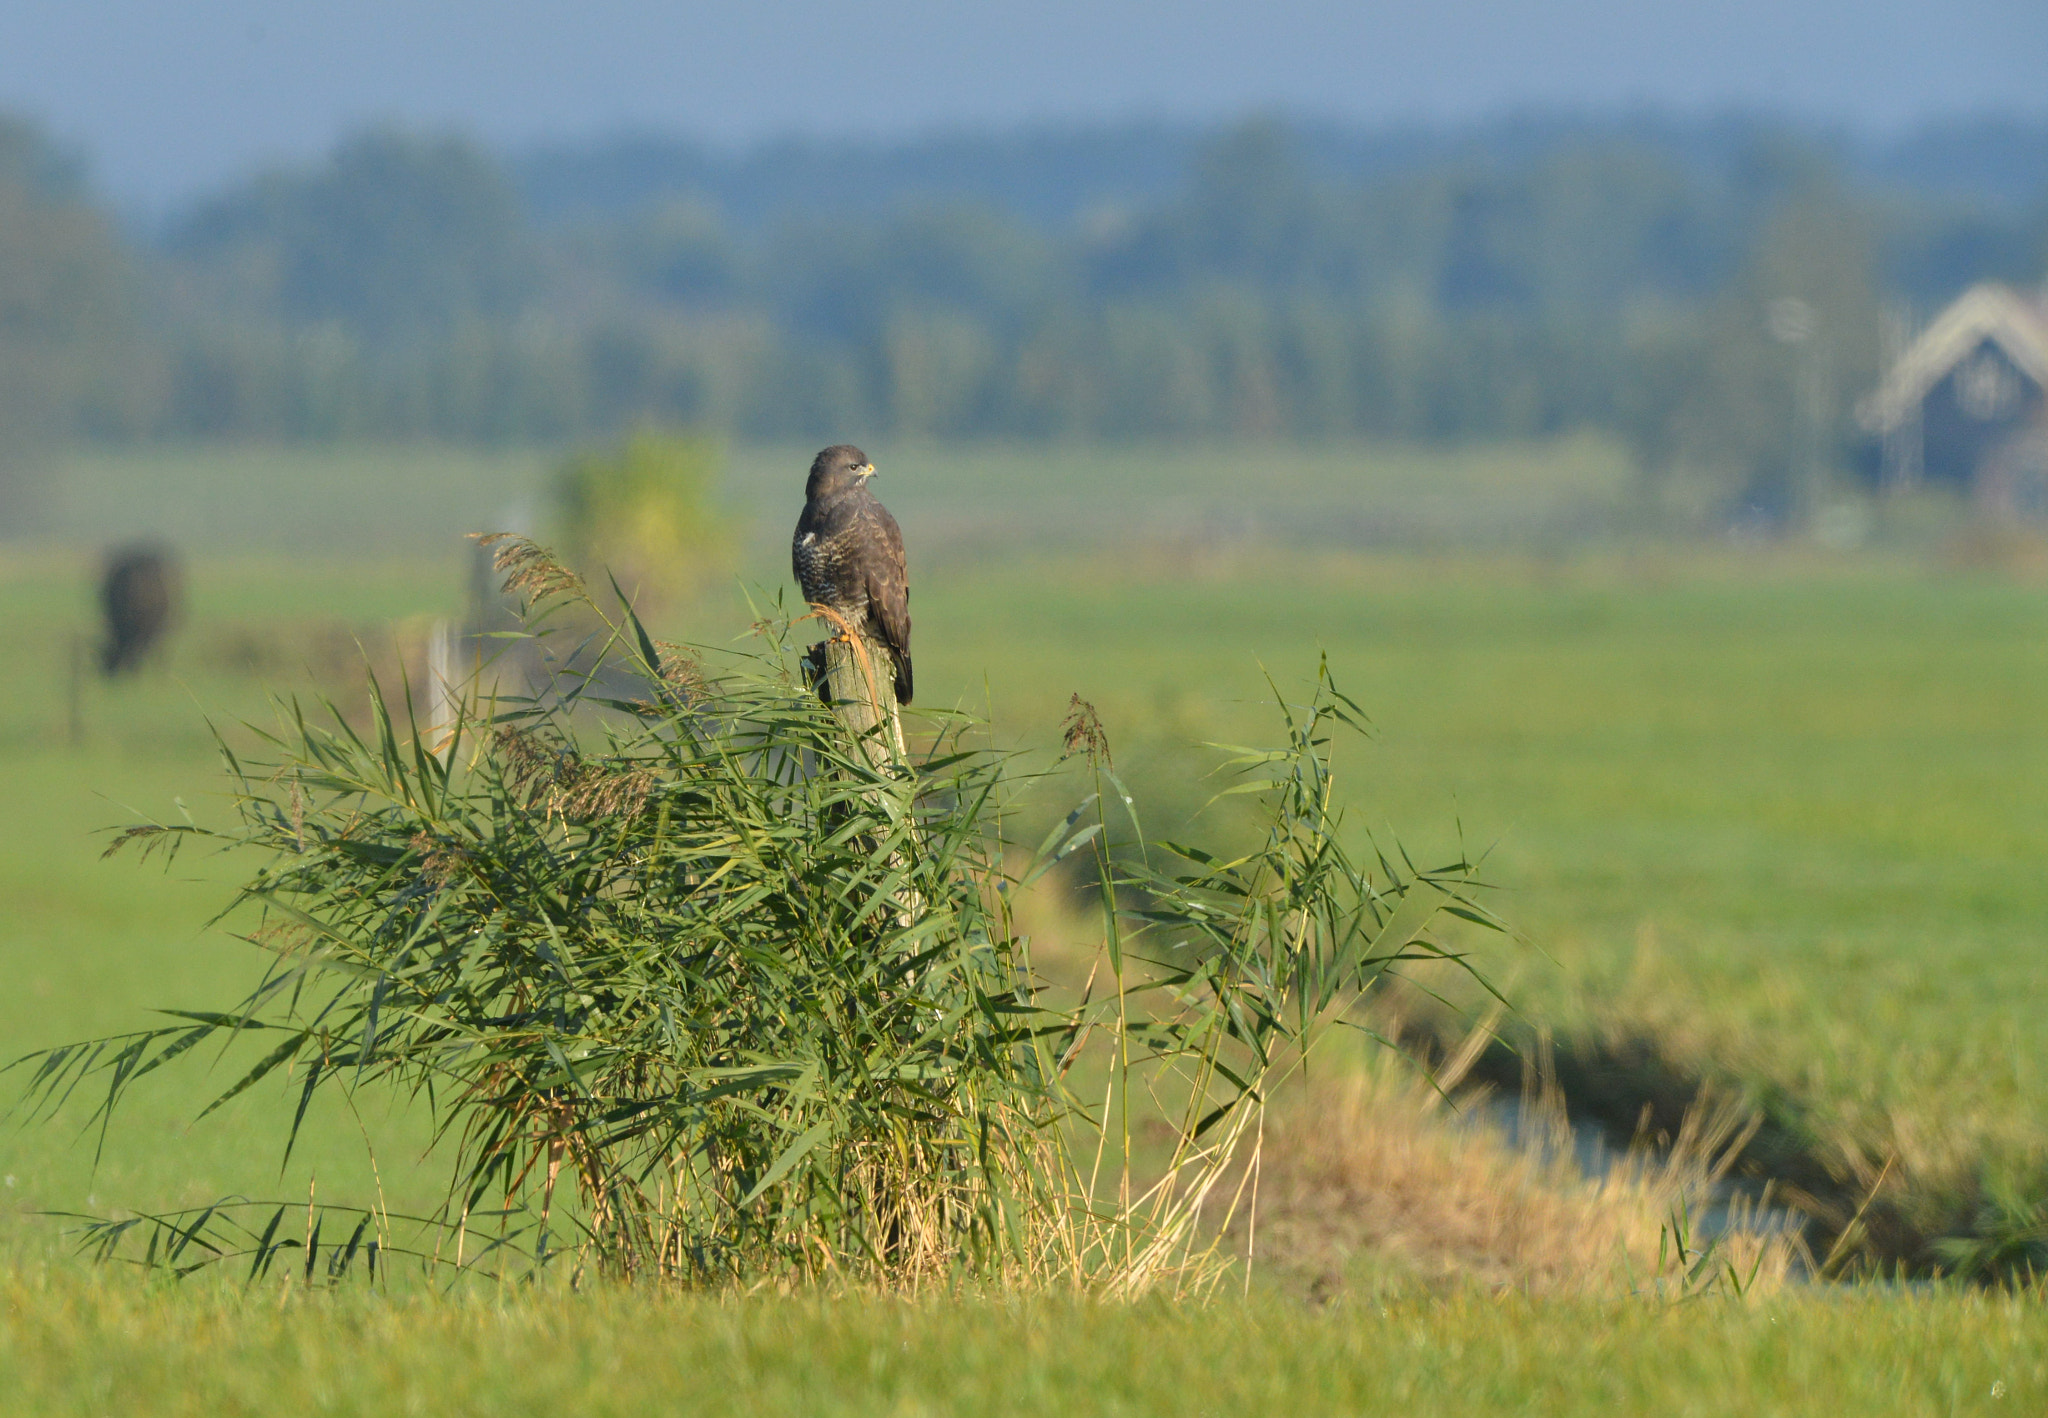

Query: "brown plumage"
(792, 444), (912, 703)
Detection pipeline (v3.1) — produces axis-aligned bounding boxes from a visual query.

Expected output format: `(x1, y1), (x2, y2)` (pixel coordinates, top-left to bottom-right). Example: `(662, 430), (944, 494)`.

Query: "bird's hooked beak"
(858, 463), (877, 480)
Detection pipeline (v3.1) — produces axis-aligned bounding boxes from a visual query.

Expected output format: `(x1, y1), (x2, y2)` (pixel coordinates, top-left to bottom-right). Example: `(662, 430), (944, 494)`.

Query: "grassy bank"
(0, 1266), (2038, 1416)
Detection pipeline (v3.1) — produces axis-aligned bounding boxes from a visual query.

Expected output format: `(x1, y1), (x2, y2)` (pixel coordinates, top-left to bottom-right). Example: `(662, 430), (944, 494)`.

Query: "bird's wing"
(791, 501), (824, 598)
(861, 504), (912, 700)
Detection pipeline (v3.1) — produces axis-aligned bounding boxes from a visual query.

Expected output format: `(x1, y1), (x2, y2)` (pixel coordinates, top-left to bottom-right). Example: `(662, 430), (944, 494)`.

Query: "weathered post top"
(807, 613), (908, 770)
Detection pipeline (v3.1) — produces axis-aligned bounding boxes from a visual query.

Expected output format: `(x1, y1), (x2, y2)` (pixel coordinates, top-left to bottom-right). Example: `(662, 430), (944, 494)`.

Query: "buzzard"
(792, 444), (912, 704)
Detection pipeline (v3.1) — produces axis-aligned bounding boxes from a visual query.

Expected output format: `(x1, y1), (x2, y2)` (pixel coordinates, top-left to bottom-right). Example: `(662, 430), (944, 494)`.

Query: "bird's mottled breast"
(792, 522), (855, 605)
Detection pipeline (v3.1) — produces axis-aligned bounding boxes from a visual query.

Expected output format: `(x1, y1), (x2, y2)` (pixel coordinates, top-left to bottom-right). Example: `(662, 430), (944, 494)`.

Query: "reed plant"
(12, 538), (1501, 1292)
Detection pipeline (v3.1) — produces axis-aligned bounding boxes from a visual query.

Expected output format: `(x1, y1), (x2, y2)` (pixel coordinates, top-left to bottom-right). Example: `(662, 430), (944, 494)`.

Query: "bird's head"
(807, 445), (876, 500)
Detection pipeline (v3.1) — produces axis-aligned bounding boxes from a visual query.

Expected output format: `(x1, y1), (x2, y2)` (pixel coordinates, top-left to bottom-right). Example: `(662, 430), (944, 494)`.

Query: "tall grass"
(12, 539), (1501, 1292)
(1248, 1035), (1803, 1298)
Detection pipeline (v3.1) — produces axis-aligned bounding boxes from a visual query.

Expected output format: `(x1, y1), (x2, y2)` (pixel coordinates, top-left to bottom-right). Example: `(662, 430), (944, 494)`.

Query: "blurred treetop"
(2, 111), (2045, 527)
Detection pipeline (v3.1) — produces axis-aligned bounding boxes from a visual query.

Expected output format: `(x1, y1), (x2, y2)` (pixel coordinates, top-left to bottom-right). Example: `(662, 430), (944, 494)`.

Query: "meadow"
(1, 436), (2044, 1402)
(0, 1271), (2042, 1416)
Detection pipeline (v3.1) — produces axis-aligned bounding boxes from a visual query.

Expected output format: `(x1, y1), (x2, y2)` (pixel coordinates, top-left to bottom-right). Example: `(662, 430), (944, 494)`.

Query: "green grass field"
(0, 1273), (2040, 1416)
(40, 435), (1634, 558)
(2, 437), (2044, 1406)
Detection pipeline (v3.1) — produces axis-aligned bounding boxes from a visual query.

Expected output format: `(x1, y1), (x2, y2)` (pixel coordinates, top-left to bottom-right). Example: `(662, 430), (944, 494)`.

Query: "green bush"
(15, 540), (1500, 1291)
(553, 430), (731, 613)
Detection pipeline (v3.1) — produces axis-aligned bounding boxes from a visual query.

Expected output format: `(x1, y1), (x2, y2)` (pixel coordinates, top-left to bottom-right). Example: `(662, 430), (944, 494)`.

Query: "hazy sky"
(4, 0), (2044, 209)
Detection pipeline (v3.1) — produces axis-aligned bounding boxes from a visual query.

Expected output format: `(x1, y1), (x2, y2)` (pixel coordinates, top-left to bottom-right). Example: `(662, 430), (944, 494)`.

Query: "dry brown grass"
(1003, 870), (1804, 1300)
(1240, 1042), (1804, 1301)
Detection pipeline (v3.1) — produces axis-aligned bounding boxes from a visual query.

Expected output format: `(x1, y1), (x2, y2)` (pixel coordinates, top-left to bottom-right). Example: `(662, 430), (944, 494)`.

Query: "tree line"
(2, 112), (2045, 523)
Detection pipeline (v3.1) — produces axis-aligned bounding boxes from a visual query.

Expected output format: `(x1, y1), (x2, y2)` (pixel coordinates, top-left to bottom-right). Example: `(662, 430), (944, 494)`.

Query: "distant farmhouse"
(1860, 284), (2048, 514)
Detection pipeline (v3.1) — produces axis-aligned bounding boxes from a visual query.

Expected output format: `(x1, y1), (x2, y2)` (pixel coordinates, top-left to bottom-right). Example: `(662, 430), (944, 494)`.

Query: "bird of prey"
(792, 444), (912, 704)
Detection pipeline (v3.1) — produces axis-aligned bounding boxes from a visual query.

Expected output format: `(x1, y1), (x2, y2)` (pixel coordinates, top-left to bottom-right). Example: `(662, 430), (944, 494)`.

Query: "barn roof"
(1859, 283), (2048, 434)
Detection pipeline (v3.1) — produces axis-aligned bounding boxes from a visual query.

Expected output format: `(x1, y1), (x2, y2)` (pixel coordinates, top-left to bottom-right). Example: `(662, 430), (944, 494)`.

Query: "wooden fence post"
(64, 631), (84, 747)
(807, 613), (919, 928)
(807, 611), (907, 772)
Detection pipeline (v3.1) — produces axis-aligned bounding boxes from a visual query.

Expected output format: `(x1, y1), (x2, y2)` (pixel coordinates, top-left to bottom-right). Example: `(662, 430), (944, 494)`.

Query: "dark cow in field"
(99, 544), (180, 676)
